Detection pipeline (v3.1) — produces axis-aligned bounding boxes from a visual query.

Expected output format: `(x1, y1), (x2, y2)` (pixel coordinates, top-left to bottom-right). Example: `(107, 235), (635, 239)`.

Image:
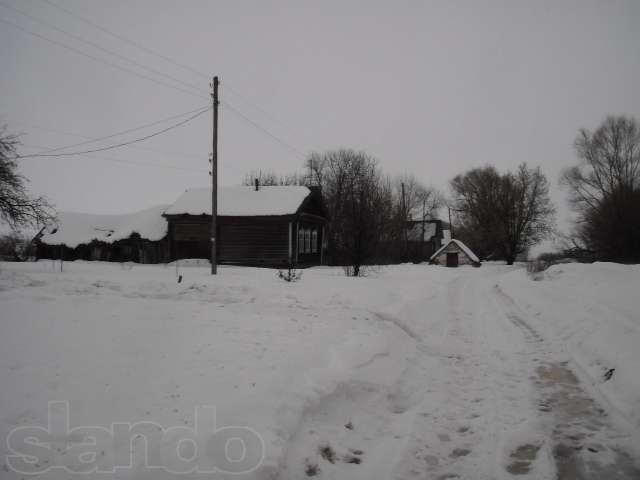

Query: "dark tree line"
(310, 151), (442, 274)
(561, 115), (640, 262)
(244, 149), (442, 276)
(450, 164), (555, 264)
(236, 117), (640, 270)
(451, 115), (640, 265)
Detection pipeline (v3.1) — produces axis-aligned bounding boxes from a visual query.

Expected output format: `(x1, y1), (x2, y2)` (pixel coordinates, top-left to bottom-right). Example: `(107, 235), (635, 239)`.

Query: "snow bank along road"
(0, 261), (639, 479)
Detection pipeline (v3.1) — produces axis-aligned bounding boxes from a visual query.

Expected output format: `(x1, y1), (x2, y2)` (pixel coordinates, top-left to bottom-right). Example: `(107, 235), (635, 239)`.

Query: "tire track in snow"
(277, 308), (425, 480)
(493, 284), (640, 479)
(279, 273), (486, 480)
(370, 311), (423, 343)
(385, 273), (520, 480)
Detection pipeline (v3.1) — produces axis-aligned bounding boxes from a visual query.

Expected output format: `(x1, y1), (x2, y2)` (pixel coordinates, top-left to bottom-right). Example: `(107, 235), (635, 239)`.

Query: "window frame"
(304, 228), (311, 253)
(298, 227), (305, 255)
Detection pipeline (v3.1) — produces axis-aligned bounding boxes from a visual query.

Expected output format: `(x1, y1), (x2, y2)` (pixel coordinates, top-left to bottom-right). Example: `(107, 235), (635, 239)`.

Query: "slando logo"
(6, 401), (265, 474)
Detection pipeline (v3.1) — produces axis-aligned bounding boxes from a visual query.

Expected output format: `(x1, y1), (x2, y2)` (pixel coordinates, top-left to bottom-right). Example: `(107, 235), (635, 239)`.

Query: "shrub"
(277, 265), (302, 282)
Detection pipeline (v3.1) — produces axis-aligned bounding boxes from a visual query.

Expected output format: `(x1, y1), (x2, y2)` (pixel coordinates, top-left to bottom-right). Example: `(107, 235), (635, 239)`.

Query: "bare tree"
(0, 127), (55, 230)
(308, 149), (392, 276)
(450, 166), (504, 259)
(393, 173), (442, 220)
(561, 115), (640, 261)
(388, 173), (443, 261)
(500, 164), (555, 264)
(451, 164), (555, 264)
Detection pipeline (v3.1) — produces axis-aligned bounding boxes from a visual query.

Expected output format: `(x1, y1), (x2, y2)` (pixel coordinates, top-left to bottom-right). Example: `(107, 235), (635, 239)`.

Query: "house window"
(298, 227), (305, 254)
(304, 229), (311, 253)
(311, 229), (318, 253)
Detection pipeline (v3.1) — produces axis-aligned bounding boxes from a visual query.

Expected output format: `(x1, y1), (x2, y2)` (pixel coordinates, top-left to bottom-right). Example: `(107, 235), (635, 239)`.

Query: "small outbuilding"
(429, 239), (481, 267)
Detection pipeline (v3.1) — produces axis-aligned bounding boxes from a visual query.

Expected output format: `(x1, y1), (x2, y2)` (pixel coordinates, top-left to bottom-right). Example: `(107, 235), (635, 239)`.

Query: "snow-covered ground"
(499, 263), (640, 429)
(0, 260), (638, 479)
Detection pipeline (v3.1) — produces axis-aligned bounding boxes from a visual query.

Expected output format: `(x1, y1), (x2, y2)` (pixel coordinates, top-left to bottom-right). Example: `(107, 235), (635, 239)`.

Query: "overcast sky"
(2, 0), (639, 232)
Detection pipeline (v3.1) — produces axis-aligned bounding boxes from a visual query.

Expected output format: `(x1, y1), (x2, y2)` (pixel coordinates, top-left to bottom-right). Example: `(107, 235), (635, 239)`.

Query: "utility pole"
(421, 198), (426, 261)
(402, 182), (408, 261)
(211, 76), (219, 275)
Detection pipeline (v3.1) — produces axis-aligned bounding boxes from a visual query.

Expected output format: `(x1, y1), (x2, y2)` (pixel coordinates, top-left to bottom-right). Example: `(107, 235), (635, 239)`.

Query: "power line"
(40, 0), (212, 80)
(0, 1), (208, 97)
(223, 101), (307, 159)
(13, 120), (204, 160)
(39, 0), (307, 144)
(0, 16), (206, 100)
(26, 105), (209, 155)
(223, 84), (305, 139)
(17, 107), (211, 159)
(15, 120), (250, 176)
(21, 144), (206, 173)
(4, 3), (311, 164)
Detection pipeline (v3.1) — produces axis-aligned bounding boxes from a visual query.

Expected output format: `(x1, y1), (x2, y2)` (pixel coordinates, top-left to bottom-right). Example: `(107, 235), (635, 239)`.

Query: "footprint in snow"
(343, 454), (361, 464)
(449, 448), (471, 458)
(424, 454), (439, 467)
(505, 443), (541, 475)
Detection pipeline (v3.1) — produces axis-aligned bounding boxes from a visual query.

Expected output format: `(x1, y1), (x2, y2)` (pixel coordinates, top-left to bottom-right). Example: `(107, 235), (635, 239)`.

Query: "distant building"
(429, 239), (481, 267)
(36, 205), (169, 264)
(404, 217), (446, 262)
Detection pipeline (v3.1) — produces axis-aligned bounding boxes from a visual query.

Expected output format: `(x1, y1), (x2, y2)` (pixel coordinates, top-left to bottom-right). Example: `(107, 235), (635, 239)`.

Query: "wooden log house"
(163, 185), (327, 267)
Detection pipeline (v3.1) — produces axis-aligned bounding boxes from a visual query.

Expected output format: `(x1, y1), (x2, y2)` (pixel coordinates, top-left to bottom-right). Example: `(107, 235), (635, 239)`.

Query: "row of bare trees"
(449, 115), (640, 265)
(244, 152), (558, 270)
(306, 150), (444, 273)
(3, 114), (636, 270)
(244, 149), (443, 275)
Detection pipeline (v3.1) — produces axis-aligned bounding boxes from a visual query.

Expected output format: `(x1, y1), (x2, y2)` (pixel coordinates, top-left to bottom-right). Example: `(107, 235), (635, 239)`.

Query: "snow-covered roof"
(164, 186), (311, 217)
(430, 239), (480, 263)
(41, 205), (169, 248)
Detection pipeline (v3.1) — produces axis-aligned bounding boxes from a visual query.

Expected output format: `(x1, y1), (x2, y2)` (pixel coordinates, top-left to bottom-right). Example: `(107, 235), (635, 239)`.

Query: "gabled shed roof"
(430, 239), (480, 263)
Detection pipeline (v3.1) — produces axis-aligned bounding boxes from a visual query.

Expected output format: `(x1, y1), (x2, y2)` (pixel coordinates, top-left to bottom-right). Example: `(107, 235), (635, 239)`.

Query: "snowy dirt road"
(280, 268), (640, 480)
(1, 261), (639, 479)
